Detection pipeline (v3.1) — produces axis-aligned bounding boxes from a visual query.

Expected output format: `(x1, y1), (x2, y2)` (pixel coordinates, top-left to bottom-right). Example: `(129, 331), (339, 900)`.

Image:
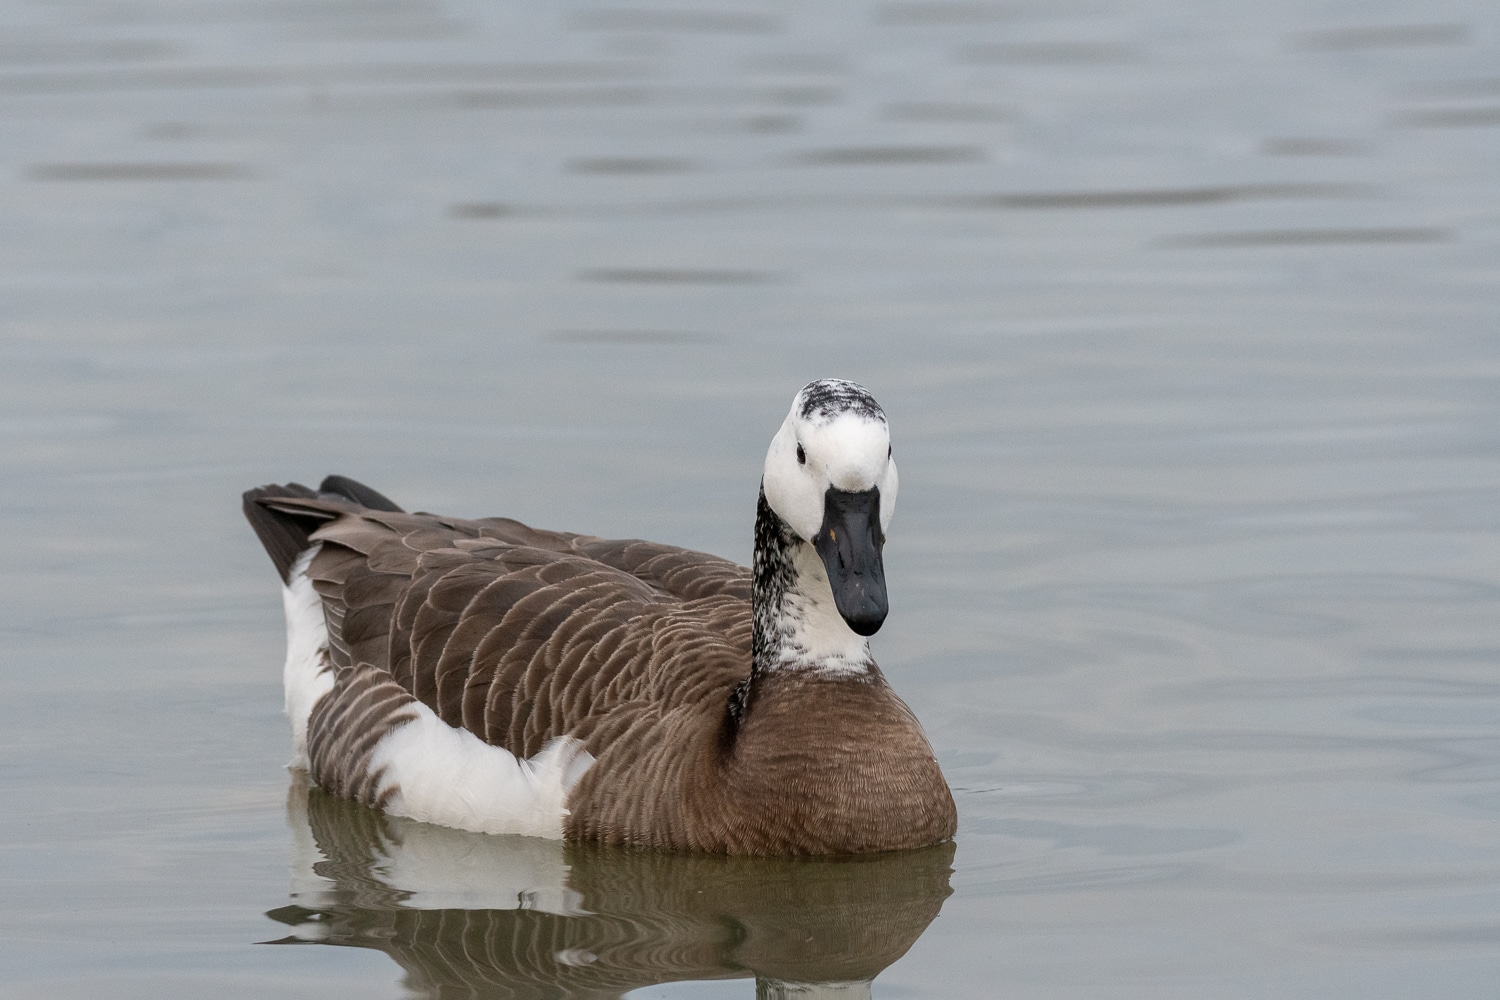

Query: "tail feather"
(243, 475), (405, 582)
(318, 475), (403, 513)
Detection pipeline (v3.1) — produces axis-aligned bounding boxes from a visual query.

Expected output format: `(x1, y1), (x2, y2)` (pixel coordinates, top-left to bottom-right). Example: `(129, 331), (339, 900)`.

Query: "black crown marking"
(796, 378), (885, 424)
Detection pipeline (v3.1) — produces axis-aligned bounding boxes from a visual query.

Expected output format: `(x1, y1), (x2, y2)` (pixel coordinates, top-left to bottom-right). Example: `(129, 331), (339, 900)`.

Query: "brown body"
(247, 484), (957, 855)
(571, 670), (955, 853)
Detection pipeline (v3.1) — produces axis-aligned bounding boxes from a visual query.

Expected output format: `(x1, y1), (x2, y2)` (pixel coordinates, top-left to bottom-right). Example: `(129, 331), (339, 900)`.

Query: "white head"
(763, 379), (899, 542)
(762, 379), (899, 639)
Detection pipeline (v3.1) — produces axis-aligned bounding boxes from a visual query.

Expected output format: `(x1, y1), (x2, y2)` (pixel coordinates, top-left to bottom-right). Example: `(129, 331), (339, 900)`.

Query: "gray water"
(3, 0), (1499, 997)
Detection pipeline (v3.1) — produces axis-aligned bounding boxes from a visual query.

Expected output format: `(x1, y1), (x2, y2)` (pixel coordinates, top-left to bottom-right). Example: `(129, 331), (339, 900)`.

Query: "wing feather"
(295, 505), (750, 766)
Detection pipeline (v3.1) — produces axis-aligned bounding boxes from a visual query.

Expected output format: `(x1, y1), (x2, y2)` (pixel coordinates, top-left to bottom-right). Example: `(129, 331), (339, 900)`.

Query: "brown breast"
(566, 668), (958, 855)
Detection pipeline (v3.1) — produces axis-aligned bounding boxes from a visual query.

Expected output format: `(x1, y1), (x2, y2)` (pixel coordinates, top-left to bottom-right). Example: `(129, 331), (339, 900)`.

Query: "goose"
(243, 378), (956, 855)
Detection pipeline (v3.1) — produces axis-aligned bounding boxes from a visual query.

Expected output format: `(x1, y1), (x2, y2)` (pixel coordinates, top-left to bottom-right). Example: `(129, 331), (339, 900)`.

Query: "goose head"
(762, 379), (899, 637)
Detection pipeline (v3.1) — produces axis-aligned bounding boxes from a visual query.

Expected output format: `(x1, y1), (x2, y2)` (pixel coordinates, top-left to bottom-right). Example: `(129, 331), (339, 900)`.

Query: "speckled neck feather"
(734, 486), (872, 724)
(734, 488), (800, 723)
(751, 487), (799, 675)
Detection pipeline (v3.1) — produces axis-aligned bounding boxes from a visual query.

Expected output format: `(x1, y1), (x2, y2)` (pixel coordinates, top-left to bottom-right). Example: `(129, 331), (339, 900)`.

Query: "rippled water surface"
(3, 1), (1499, 997)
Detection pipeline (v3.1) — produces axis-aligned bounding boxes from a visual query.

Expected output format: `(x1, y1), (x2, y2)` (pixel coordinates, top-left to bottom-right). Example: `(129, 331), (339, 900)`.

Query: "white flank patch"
(370, 701), (595, 840)
(282, 544), (334, 769)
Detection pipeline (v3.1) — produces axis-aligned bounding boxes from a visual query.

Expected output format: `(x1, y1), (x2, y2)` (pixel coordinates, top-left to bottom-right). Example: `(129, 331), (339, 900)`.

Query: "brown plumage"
(244, 380), (957, 855)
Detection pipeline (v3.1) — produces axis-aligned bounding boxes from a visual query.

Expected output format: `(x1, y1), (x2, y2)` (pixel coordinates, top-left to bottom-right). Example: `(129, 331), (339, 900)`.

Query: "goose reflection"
(264, 776), (954, 999)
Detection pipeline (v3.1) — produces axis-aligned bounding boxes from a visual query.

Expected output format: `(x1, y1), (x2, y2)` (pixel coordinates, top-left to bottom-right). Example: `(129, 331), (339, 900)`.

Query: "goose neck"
(750, 487), (873, 680)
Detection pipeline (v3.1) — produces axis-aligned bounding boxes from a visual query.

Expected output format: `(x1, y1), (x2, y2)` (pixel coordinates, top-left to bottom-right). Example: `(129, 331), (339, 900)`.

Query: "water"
(2, 0), (1498, 996)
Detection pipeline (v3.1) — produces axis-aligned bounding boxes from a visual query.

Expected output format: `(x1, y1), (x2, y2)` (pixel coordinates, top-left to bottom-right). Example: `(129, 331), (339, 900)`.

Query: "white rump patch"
(370, 701), (595, 840)
(282, 544), (334, 769)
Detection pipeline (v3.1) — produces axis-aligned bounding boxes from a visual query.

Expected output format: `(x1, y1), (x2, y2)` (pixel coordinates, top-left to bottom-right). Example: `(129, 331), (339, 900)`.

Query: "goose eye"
(796, 443), (806, 465)
(888, 445), (892, 459)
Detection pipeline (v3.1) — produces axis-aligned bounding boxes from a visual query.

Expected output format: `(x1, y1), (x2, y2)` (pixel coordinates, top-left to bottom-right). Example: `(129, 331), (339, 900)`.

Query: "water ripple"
(939, 181), (1370, 209)
(577, 267), (786, 284)
(571, 9), (781, 34)
(1159, 227), (1452, 247)
(25, 162), (253, 181)
(1293, 24), (1470, 50)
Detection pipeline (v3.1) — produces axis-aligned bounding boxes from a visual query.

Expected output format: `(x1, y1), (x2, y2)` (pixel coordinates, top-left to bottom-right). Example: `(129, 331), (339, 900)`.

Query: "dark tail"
(242, 476), (404, 583)
(317, 475), (403, 513)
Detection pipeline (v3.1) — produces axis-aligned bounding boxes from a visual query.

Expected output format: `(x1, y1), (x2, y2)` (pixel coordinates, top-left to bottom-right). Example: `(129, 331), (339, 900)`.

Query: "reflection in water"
(265, 778), (954, 999)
